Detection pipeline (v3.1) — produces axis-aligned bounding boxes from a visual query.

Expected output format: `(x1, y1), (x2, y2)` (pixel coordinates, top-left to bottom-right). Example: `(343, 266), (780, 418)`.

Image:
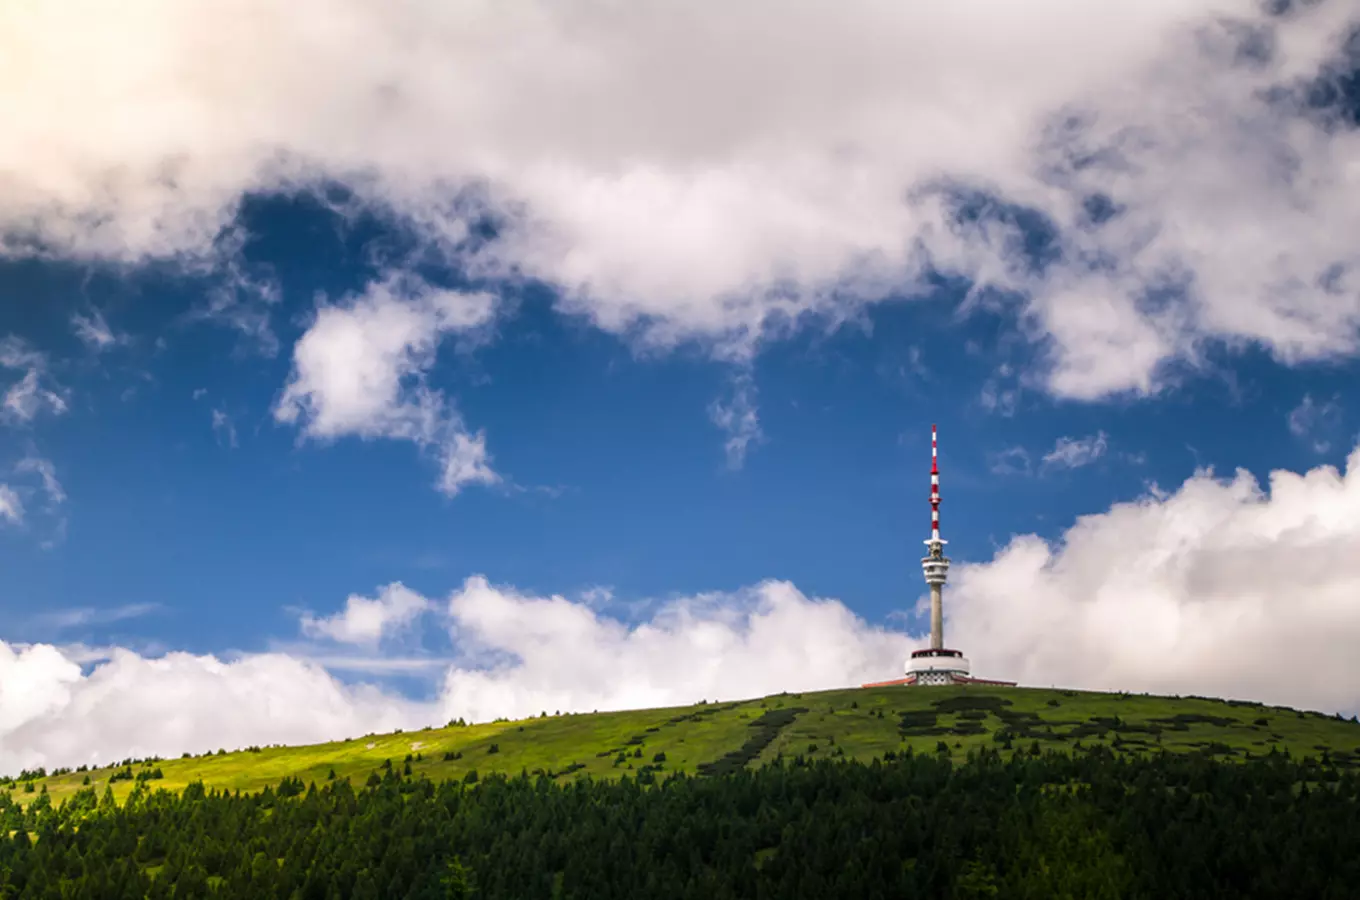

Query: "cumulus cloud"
(2, 1), (1358, 398)
(299, 582), (432, 647)
(1041, 431), (1109, 470)
(0, 643), (428, 773)
(274, 273), (499, 495)
(7, 445), (1360, 772)
(0, 578), (909, 773)
(435, 577), (908, 724)
(950, 443), (1360, 715)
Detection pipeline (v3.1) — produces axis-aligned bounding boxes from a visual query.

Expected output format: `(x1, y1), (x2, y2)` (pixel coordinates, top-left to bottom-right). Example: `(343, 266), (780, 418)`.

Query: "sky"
(2, 0), (1360, 773)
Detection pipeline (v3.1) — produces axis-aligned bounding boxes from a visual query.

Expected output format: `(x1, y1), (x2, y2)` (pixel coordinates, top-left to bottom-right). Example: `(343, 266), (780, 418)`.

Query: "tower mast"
(861, 421), (1015, 688)
(923, 424), (949, 650)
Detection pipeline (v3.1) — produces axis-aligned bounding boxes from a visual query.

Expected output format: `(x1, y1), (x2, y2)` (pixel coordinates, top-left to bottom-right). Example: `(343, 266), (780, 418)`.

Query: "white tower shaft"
(929, 584), (943, 650)
(921, 424), (950, 650)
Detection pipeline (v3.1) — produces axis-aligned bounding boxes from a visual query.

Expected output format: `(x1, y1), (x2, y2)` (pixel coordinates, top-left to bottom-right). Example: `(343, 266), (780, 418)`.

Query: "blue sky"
(5, 224), (1351, 657)
(1, 0), (1359, 771)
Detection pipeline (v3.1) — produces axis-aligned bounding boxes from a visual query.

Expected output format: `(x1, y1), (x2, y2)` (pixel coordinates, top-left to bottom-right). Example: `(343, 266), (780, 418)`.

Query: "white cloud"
(436, 576), (909, 725)
(578, 586), (616, 610)
(70, 308), (126, 351)
(708, 373), (764, 469)
(0, 457), (65, 540)
(0, 485), (23, 525)
(0, 643), (428, 773)
(180, 254), (283, 356)
(281, 654), (453, 676)
(950, 444), (1360, 714)
(300, 582), (432, 647)
(211, 408), (237, 448)
(274, 272), (499, 496)
(3, 371), (67, 423)
(1287, 393), (1342, 453)
(7, 454), (67, 546)
(989, 446), (1032, 476)
(453, 445), (1360, 721)
(34, 603), (160, 632)
(0, 337), (45, 371)
(0, 342), (67, 425)
(7, 444), (1360, 772)
(979, 364), (1020, 416)
(1041, 431), (1109, 470)
(2, 1), (1357, 398)
(0, 577), (910, 773)
(16, 456), (66, 506)
(993, 432), (1111, 475)
(906, 346), (929, 380)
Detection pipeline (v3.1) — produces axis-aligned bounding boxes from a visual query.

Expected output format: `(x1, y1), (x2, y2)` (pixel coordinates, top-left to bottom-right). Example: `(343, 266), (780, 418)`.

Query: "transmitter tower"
(862, 424), (1015, 688)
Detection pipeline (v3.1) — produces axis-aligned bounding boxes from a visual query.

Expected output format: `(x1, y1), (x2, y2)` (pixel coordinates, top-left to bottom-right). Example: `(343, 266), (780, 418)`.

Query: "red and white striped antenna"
(930, 423), (941, 542)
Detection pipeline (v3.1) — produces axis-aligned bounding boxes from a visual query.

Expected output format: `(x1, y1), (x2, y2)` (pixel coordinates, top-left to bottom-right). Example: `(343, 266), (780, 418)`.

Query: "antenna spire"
(930, 424), (940, 541)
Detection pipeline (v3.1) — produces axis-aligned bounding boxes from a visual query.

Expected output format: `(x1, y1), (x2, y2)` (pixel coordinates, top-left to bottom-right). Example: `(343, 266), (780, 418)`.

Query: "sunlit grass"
(11, 685), (1360, 807)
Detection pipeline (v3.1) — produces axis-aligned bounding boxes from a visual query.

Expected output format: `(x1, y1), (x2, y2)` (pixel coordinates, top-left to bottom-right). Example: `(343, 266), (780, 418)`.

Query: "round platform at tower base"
(857, 646), (1017, 688)
(860, 674), (1019, 688)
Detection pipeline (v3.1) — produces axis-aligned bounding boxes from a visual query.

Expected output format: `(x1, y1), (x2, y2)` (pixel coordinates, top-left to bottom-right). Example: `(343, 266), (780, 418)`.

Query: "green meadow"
(10, 684), (1360, 806)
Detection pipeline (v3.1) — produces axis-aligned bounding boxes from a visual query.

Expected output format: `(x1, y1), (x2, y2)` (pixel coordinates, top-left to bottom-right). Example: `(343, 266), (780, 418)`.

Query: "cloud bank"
(4, 443), (1360, 773)
(3, 0), (1358, 400)
(0, 644), (425, 774)
(951, 444), (1360, 714)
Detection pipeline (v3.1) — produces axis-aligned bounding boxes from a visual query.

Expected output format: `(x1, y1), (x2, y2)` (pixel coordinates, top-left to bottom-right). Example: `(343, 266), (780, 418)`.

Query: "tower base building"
(862, 648), (1015, 688)
(906, 648), (970, 685)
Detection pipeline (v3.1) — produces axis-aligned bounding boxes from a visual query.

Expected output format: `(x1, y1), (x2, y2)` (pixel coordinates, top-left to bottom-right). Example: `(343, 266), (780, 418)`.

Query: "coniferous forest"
(1, 745), (1359, 899)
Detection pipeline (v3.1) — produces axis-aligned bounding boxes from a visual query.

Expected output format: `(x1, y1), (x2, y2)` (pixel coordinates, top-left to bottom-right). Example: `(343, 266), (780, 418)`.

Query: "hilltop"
(8, 684), (1360, 805)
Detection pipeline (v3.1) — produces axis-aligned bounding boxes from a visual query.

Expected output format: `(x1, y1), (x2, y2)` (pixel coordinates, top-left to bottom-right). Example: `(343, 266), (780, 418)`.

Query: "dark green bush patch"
(697, 707), (808, 777)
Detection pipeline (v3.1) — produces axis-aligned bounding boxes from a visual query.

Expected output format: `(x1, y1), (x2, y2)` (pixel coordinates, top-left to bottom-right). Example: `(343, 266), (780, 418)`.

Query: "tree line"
(0, 744), (1357, 898)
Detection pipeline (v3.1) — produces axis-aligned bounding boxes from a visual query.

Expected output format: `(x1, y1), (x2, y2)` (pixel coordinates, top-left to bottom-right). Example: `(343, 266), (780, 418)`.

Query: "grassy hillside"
(9, 684), (1360, 806)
